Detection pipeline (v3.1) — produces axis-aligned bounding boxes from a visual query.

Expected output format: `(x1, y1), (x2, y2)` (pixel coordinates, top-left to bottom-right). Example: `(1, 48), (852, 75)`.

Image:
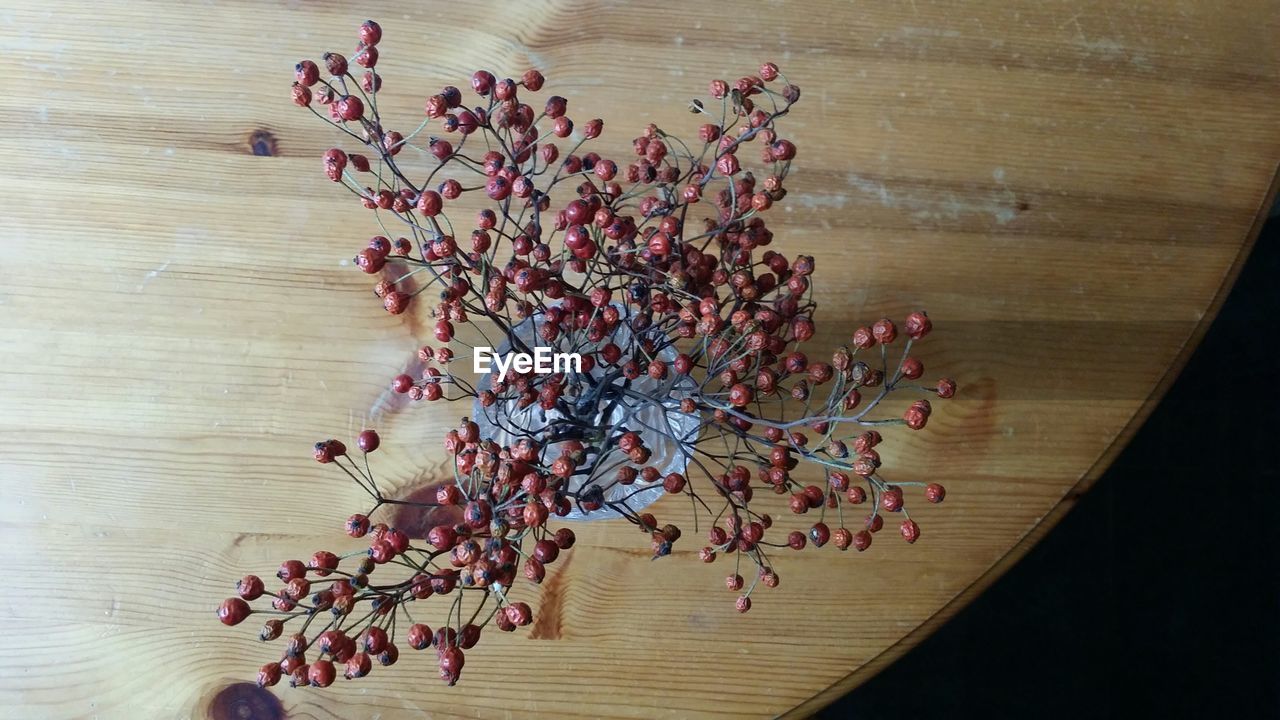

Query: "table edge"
(781, 162), (1280, 719)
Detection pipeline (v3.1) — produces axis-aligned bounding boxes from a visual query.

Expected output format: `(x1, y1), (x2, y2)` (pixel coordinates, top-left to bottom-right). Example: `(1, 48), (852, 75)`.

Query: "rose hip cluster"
(220, 20), (958, 688)
(218, 424), (577, 688)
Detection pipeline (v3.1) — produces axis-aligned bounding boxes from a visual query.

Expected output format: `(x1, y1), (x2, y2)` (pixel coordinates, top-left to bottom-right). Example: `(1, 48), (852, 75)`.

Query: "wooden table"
(2, 2), (1276, 718)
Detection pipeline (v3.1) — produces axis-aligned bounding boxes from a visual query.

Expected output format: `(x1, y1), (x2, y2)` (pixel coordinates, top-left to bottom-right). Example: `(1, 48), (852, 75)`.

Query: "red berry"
(522, 69), (545, 91)
(217, 597), (250, 626)
(904, 311), (932, 339)
(904, 399), (931, 430)
(428, 525), (458, 550)
(257, 663), (282, 688)
(345, 652), (372, 679)
(295, 60), (320, 86)
(872, 318), (897, 344)
(505, 602), (532, 626)
(392, 374), (414, 394)
(358, 20), (382, 46)
(369, 540), (395, 564)
(355, 43), (378, 68)
(554, 528), (576, 549)
(408, 623), (432, 651)
(355, 247), (385, 274)
(259, 619), (284, 641)
(524, 558), (546, 583)
(308, 659), (336, 687)
(460, 624), (482, 649)
(310, 550), (339, 576)
(925, 483), (946, 503)
(323, 52), (348, 76)
(900, 357), (924, 380)
(336, 95), (364, 121)
(236, 574), (264, 601)
(851, 326), (875, 349)
(533, 539), (559, 564)
(347, 513), (371, 537)
(900, 519), (921, 543)
(377, 643), (399, 666)
(809, 522), (831, 547)
(471, 70), (495, 95)
(417, 190), (443, 216)
(277, 559), (306, 581)
(866, 514), (885, 533)
(357, 429), (380, 453)
(439, 646), (465, 685)
(362, 626), (388, 654)
(881, 487), (904, 512)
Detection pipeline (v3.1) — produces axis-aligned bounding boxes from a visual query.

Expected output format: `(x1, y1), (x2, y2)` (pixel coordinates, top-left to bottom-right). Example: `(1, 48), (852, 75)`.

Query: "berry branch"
(219, 19), (959, 689)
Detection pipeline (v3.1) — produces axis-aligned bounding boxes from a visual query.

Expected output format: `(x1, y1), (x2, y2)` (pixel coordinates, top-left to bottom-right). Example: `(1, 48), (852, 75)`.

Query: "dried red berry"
(237, 575), (264, 601)
(295, 60), (320, 86)
(872, 318), (897, 344)
(522, 69), (545, 91)
(925, 483), (946, 503)
(900, 519), (921, 543)
(904, 311), (932, 339)
(358, 20), (382, 46)
(809, 522), (831, 547)
(362, 626), (388, 654)
(901, 357), (924, 380)
(357, 429), (380, 453)
(257, 663), (282, 688)
(308, 659), (336, 687)
(881, 487), (904, 512)
(336, 95), (364, 121)
(277, 559), (306, 581)
(346, 513), (371, 537)
(554, 528), (576, 549)
(439, 646), (465, 685)
(345, 652), (372, 679)
(217, 597), (250, 626)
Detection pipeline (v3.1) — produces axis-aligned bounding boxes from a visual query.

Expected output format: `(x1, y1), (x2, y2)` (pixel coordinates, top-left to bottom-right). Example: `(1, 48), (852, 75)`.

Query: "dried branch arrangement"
(217, 20), (957, 689)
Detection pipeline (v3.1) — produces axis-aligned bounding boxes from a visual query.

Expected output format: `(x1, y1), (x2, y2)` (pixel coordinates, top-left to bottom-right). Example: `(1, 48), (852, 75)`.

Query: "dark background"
(822, 204), (1279, 719)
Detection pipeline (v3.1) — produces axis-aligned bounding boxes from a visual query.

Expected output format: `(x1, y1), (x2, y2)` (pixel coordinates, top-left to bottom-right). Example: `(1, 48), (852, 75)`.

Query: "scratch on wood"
(136, 261), (171, 291)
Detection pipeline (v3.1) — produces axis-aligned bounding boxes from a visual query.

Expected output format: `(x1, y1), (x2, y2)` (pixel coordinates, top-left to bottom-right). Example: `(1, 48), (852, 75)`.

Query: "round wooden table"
(2, 2), (1276, 718)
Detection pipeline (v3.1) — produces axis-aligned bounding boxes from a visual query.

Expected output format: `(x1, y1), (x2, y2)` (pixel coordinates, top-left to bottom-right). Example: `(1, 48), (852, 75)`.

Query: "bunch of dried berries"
(220, 19), (957, 688)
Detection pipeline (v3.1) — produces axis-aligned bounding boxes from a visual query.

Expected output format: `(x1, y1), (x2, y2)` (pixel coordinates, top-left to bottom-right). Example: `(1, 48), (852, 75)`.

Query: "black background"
(822, 210), (1279, 718)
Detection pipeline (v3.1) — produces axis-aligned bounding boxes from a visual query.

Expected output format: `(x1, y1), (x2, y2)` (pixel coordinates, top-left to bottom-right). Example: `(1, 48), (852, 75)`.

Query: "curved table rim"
(782, 163), (1280, 718)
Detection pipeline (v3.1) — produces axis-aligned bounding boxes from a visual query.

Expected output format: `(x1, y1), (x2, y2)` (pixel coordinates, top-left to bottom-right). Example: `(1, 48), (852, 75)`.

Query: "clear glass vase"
(472, 305), (700, 520)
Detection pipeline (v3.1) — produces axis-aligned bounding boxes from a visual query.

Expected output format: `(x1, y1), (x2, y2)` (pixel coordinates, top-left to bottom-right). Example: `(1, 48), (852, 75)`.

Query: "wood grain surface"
(1, 1), (1277, 718)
